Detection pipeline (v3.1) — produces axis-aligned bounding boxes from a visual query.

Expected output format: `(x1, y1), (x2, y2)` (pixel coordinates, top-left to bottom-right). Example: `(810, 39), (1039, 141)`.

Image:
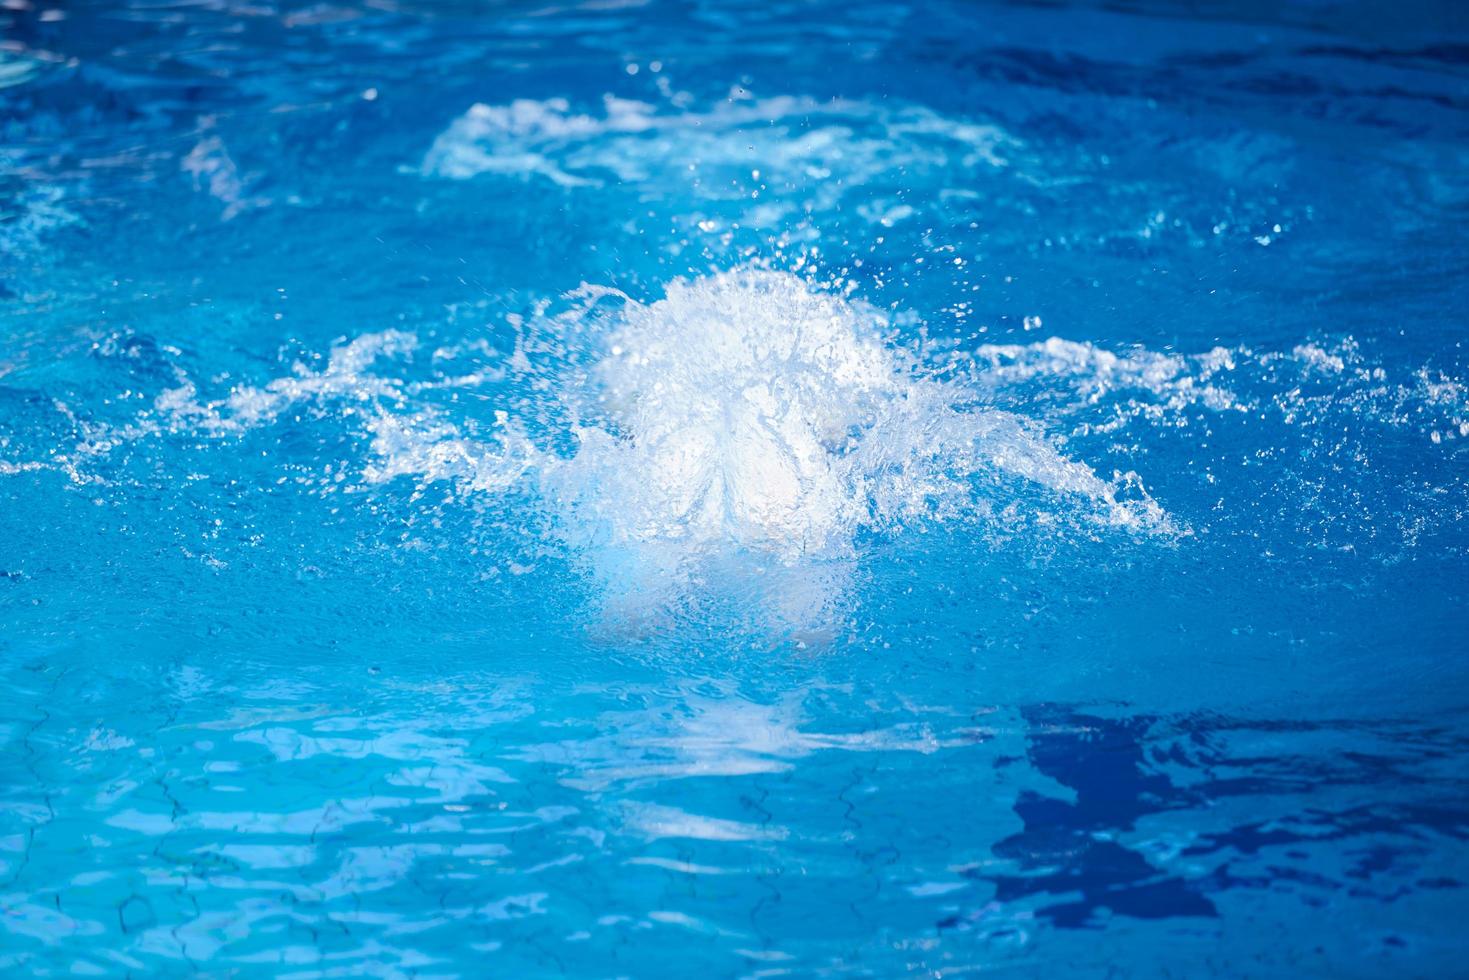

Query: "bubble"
(145, 268), (1179, 634)
(525, 269), (1167, 627)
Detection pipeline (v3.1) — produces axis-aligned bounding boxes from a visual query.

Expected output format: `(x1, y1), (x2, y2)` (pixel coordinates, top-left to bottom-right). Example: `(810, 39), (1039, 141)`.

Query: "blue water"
(3, 0), (1468, 974)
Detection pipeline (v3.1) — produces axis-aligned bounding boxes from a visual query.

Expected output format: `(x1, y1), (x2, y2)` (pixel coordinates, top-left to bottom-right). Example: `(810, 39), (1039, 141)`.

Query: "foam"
(0, 261), (1414, 626)
(142, 269), (1164, 629)
(966, 334), (1468, 448)
(538, 270), (1164, 576)
(420, 94), (1017, 226)
(0, 183), (80, 262)
(157, 330), (421, 434)
(972, 337), (1242, 412)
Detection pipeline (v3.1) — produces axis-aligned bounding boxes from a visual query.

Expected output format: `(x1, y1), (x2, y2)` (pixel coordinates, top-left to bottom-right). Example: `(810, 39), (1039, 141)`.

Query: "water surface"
(2, 0), (1468, 975)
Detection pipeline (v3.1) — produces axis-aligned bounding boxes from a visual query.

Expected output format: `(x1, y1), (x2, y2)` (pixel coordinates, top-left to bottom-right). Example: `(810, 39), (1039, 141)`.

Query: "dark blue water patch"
(958, 707), (1216, 928)
(917, 25), (1469, 148)
(1186, 801), (1469, 856)
(956, 706), (1469, 930)
(1296, 43), (1469, 67)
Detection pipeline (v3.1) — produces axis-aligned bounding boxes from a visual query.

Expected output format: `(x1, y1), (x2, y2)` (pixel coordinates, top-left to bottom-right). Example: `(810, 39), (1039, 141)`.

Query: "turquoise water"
(3, 0), (1468, 975)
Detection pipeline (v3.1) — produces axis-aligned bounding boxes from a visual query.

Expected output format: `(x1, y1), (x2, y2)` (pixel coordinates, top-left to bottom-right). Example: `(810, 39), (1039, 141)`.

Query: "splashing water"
(538, 269), (1163, 571)
(6, 3), (1469, 972)
(518, 269), (1168, 629)
(145, 267), (1165, 627)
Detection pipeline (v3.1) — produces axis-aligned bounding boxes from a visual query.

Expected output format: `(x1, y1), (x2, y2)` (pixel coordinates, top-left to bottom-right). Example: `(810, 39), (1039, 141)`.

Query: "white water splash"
(158, 330), (420, 434)
(539, 270), (1163, 572)
(145, 268), (1163, 629)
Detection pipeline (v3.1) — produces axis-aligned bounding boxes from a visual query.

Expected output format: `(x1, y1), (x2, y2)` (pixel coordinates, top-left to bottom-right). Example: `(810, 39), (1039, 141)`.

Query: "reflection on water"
(4, 656), (1465, 974)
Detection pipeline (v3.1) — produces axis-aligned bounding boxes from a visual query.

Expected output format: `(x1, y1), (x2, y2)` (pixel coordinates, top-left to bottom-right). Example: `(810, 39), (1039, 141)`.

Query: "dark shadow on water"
(949, 705), (1469, 931)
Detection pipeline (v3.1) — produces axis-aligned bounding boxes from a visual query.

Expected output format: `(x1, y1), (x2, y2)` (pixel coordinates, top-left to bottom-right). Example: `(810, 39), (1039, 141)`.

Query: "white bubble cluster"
(143, 268), (1163, 628)
(539, 269), (1162, 572)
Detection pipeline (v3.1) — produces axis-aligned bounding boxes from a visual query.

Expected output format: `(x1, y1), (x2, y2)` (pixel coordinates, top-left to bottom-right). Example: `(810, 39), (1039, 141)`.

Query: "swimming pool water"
(2, 0), (1468, 975)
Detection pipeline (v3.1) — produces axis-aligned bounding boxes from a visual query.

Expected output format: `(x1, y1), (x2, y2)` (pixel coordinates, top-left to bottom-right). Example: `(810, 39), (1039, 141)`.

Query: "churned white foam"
(155, 329), (536, 494)
(972, 337), (1241, 412)
(968, 336), (1245, 433)
(146, 268), (1176, 628)
(420, 94), (1017, 227)
(150, 271), (1167, 575)
(0, 183), (80, 262)
(157, 330), (420, 433)
(543, 272), (894, 561)
(536, 270), (1166, 577)
(5, 264), (1445, 617)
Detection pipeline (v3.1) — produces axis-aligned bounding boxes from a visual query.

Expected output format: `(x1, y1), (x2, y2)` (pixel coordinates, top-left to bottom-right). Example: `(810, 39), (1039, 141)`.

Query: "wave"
(9, 265), (1461, 628)
(419, 93), (1016, 232)
(536, 269), (1164, 555)
(139, 268), (1164, 630)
